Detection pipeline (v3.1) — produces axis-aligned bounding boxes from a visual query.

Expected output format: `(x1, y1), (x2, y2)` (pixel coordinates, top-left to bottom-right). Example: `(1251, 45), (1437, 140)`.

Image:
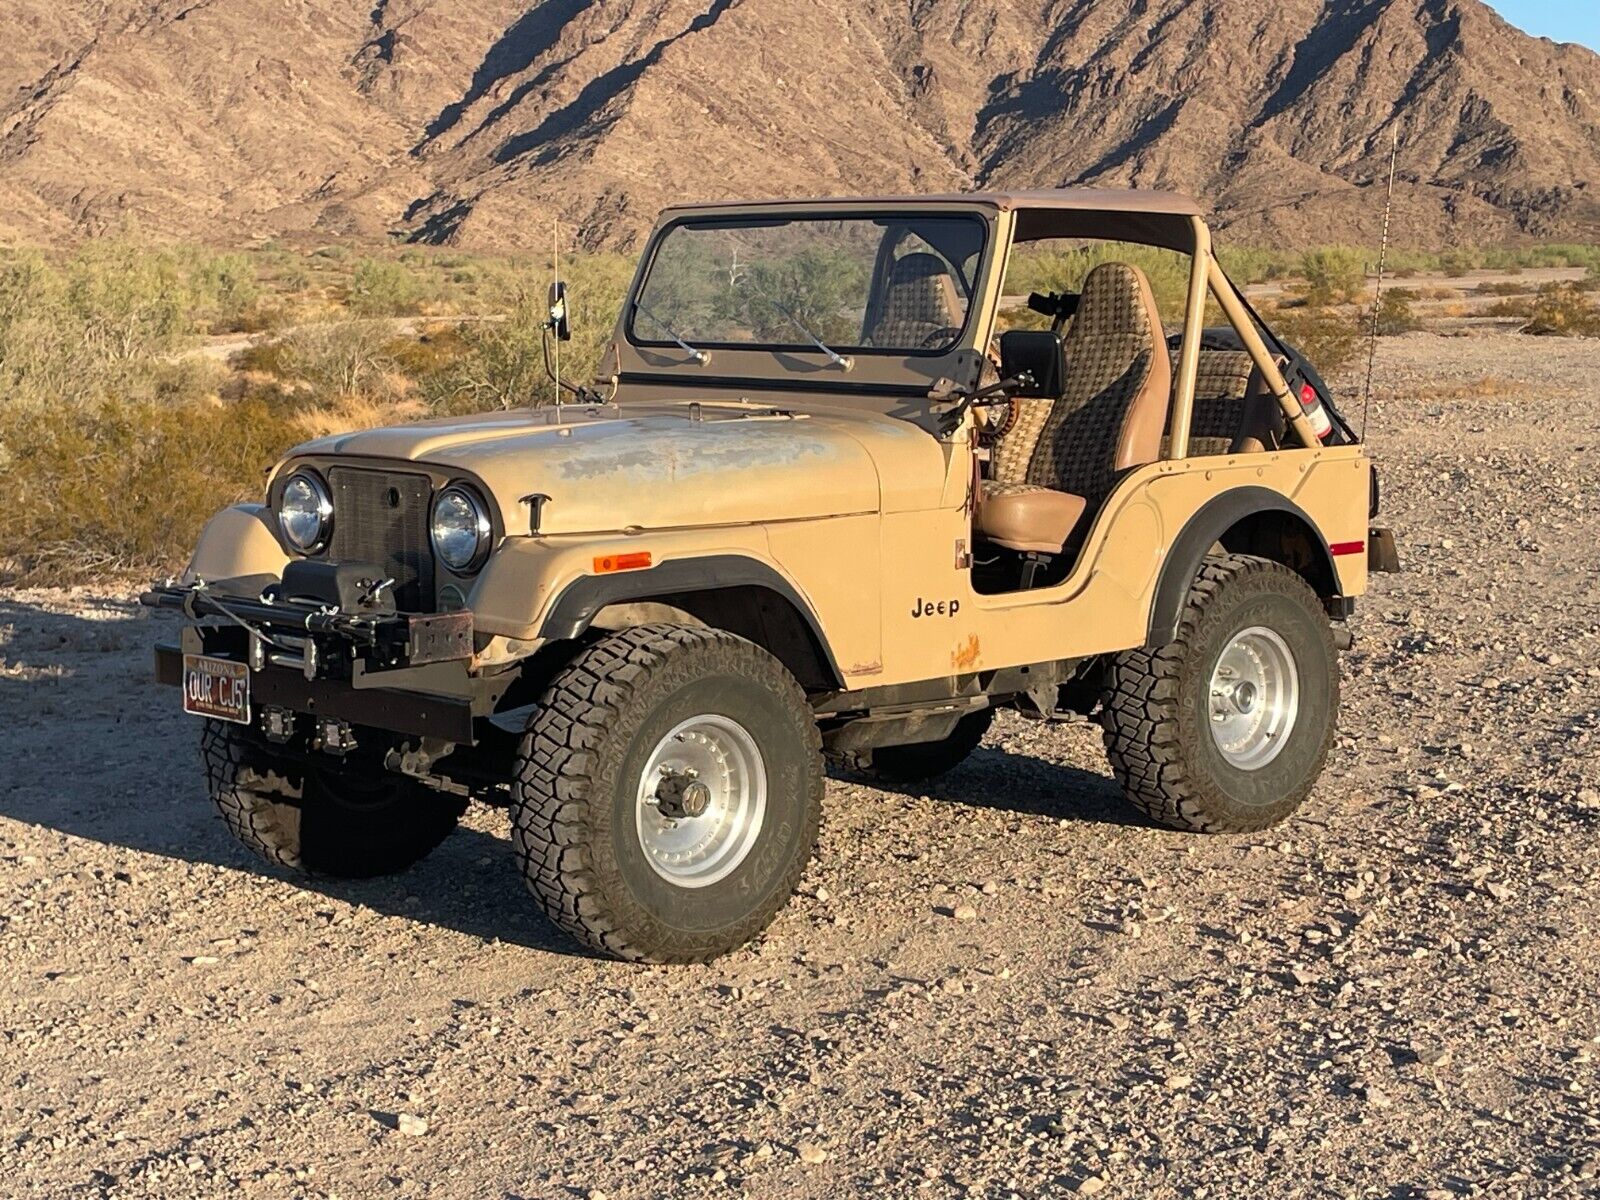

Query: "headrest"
(1071, 262), (1158, 338)
(890, 252), (951, 286)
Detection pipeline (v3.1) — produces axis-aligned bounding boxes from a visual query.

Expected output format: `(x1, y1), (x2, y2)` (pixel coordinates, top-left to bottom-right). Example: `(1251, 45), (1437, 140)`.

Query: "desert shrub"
(1265, 305), (1362, 375)
(1438, 249), (1474, 278)
(1300, 247), (1366, 305)
(0, 242), (225, 406)
(1215, 247), (1297, 285)
(1373, 290), (1419, 335)
(0, 394), (301, 581)
(183, 249), (261, 332)
(1485, 297), (1534, 319)
(385, 325), (470, 380)
(65, 240), (194, 361)
(1476, 280), (1529, 296)
(1578, 265), (1600, 294)
(424, 255), (633, 411)
(1521, 285), (1600, 337)
(277, 321), (400, 397)
(1006, 242), (1194, 324)
(347, 257), (422, 316)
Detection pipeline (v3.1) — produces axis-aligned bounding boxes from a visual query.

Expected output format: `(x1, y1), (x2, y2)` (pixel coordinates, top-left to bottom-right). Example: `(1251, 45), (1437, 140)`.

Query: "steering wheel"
(919, 326), (964, 350)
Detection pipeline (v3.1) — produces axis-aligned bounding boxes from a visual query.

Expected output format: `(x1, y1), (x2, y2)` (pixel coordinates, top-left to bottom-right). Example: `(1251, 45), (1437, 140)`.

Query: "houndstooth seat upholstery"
(863, 253), (963, 348)
(1159, 348), (1287, 457)
(976, 262), (1171, 554)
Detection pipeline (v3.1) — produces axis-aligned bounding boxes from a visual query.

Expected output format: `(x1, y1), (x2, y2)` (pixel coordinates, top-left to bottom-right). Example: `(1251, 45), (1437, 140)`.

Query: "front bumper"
(141, 581), (484, 744)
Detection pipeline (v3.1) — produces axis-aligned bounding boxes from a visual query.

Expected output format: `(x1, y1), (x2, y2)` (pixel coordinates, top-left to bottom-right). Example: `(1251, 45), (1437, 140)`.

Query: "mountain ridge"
(2, 0), (1597, 250)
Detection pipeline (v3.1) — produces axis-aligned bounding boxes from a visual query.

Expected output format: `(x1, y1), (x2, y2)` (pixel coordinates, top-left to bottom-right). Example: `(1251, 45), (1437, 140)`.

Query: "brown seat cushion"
(975, 481), (1088, 554)
(975, 262), (1169, 557)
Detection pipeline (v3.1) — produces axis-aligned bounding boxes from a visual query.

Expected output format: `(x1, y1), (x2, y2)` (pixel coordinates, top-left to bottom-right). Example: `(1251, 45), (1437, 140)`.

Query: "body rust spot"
(951, 633), (980, 671)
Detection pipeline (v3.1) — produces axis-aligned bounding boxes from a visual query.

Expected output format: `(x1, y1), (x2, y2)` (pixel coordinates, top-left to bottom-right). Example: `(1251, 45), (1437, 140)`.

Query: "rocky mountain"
(2, 0), (1598, 250)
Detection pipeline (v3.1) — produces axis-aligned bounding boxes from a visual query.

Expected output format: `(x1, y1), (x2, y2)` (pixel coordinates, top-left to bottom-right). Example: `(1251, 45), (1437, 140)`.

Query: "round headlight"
(431, 485), (492, 572)
(278, 472), (332, 553)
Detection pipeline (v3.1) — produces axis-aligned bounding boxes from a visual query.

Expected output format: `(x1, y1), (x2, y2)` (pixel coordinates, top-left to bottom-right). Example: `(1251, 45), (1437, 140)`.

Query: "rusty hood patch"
(290, 405), (888, 534)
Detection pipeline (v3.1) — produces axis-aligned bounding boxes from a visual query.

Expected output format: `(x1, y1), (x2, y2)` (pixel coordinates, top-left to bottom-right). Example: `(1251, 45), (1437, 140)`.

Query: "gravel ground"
(2, 331), (1599, 1199)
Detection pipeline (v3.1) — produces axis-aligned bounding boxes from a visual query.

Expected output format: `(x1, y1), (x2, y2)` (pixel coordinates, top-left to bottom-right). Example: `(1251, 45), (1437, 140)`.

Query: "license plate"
(182, 654), (251, 724)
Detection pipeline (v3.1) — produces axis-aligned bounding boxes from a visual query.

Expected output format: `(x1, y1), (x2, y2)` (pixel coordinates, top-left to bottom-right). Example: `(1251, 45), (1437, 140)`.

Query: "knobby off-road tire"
(1101, 554), (1339, 833)
(201, 720), (467, 877)
(511, 624), (824, 964)
(829, 709), (994, 783)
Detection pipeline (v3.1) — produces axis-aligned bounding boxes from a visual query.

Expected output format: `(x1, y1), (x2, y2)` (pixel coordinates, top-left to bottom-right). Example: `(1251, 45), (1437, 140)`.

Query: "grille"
(326, 467), (434, 612)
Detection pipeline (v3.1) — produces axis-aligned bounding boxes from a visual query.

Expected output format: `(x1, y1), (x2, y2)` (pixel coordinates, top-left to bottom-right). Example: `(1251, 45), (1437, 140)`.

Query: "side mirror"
(547, 281), (572, 342)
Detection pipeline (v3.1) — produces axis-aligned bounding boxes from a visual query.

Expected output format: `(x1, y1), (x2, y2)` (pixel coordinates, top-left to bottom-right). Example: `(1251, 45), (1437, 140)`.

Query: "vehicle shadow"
(0, 594), (1143, 963)
(0, 595), (590, 958)
(829, 744), (1152, 828)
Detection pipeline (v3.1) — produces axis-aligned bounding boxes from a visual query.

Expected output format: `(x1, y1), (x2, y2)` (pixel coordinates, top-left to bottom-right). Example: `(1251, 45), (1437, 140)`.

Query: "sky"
(1484, 1), (1598, 50)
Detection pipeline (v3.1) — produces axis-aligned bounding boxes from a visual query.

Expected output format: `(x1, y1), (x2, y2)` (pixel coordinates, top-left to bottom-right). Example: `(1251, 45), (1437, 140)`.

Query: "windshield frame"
(623, 210), (990, 360)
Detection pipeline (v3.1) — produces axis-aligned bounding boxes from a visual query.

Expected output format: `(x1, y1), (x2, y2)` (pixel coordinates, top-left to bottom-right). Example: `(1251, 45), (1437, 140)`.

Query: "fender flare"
(1145, 486), (1337, 647)
(538, 554), (845, 687)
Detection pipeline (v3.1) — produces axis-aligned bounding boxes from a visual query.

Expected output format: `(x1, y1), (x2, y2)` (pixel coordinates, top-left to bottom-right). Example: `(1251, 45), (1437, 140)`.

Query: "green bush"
(423, 254), (634, 411)
(1300, 247), (1366, 306)
(185, 249), (262, 332)
(278, 321), (400, 397)
(1522, 285), (1600, 337)
(1266, 305), (1363, 375)
(1005, 242), (1195, 324)
(0, 241), (217, 406)
(0, 394), (301, 581)
(347, 257), (423, 316)
(1373, 290), (1419, 336)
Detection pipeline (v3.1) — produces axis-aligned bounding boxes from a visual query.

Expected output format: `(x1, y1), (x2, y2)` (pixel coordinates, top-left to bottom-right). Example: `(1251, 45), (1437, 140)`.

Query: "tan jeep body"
(147, 189), (1388, 963)
(180, 191), (1371, 695)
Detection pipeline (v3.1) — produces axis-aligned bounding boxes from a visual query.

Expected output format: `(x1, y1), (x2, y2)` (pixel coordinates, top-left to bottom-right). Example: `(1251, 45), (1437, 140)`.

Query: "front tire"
(201, 721), (467, 877)
(1101, 554), (1339, 833)
(511, 625), (824, 963)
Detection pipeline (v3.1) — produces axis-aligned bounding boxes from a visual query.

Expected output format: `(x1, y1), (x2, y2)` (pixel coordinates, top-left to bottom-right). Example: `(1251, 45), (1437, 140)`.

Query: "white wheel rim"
(1207, 626), (1300, 771)
(635, 714), (767, 888)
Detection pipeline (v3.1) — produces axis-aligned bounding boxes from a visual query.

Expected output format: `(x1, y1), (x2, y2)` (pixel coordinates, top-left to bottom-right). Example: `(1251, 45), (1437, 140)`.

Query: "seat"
(863, 252), (963, 348)
(976, 261), (1171, 555)
(1161, 348), (1287, 457)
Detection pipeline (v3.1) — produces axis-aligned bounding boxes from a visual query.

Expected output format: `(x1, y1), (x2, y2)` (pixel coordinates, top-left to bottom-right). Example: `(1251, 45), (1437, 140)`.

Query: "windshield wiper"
(634, 301), (709, 364)
(764, 297), (854, 371)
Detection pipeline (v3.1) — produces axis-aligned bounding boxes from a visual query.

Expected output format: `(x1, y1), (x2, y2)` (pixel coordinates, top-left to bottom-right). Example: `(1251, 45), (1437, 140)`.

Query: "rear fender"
(1146, 487), (1338, 646)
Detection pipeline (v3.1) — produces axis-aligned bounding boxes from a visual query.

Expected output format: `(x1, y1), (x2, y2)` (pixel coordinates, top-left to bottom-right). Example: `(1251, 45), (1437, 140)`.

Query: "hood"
(288, 401), (944, 535)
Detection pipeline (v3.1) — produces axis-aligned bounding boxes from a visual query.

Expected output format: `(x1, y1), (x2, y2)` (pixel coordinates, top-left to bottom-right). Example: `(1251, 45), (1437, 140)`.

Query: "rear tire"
(829, 709), (993, 783)
(511, 625), (823, 963)
(201, 721), (467, 877)
(1101, 554), (1338, 833)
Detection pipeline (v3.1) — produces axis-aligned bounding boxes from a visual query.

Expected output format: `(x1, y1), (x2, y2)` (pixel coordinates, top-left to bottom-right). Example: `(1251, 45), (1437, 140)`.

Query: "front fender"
(182, 505), (289, 586)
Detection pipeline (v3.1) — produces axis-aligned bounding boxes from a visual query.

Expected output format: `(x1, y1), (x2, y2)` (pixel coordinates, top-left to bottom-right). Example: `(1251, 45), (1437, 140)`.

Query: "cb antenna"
(551, 217), (562, 409)
(1361, 126), (1400, 438)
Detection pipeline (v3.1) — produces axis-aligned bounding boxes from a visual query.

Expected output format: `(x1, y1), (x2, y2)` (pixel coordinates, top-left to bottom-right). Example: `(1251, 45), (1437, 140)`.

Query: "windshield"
(629, 214), (987, 356)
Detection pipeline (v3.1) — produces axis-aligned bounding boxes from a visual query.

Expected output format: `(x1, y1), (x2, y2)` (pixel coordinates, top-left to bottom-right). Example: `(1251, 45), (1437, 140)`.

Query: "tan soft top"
(659, 187), (1202, 216)
(656, 188), (1206, 252)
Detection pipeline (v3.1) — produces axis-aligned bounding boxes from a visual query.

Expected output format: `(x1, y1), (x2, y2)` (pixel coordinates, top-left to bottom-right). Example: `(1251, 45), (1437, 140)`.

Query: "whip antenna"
(552, 217), (562, 408)
(1362, 126), (1399, 437)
